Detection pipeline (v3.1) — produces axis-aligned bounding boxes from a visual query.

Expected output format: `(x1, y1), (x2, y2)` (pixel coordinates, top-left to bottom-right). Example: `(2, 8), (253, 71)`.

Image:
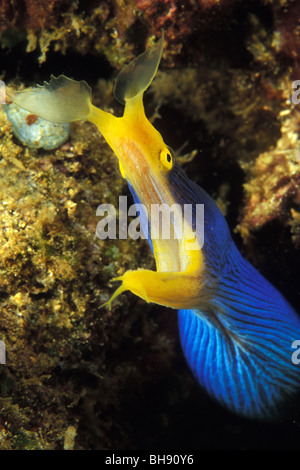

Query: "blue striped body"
(128, 162), (300, 419)
(178, 244), (300, 419)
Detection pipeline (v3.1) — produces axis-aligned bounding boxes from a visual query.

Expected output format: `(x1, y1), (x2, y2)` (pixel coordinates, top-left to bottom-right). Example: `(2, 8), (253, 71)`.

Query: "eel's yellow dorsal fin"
(7, 75), (92, 123)
(113, 33), (164, 105)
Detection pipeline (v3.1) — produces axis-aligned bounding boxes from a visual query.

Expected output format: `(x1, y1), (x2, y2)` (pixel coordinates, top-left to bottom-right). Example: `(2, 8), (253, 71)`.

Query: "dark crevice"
(1, 41), (114, 86)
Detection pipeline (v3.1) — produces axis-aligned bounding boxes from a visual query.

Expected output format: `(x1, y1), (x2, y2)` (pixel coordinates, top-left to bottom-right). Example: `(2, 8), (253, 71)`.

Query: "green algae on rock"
(0, 103), (164, 449)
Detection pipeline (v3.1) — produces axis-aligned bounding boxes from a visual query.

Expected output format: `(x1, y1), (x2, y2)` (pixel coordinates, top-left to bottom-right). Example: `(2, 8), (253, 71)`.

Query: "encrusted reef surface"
(0, 0), (300, 450)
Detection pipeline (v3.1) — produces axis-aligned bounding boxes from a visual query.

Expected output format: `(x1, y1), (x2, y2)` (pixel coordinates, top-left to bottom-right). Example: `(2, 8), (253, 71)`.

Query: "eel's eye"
(159, 147), (173, 171)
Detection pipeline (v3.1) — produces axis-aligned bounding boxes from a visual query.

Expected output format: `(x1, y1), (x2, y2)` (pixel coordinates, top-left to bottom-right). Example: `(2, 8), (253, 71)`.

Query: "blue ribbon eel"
(7, 34), (300, 420)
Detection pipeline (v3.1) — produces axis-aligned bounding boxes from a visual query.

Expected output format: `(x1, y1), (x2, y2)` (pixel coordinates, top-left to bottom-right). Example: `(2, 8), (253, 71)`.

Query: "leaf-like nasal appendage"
(113, 33), (164, 105)
(7, 75), (92, 123)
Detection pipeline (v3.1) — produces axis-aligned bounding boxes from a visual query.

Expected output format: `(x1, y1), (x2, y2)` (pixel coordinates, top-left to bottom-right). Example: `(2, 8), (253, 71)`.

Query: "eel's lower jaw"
(103, 268), (205, 310)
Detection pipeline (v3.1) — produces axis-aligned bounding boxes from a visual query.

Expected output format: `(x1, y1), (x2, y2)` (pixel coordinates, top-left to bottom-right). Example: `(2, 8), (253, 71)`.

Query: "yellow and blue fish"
(8, 35), (300, 420)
